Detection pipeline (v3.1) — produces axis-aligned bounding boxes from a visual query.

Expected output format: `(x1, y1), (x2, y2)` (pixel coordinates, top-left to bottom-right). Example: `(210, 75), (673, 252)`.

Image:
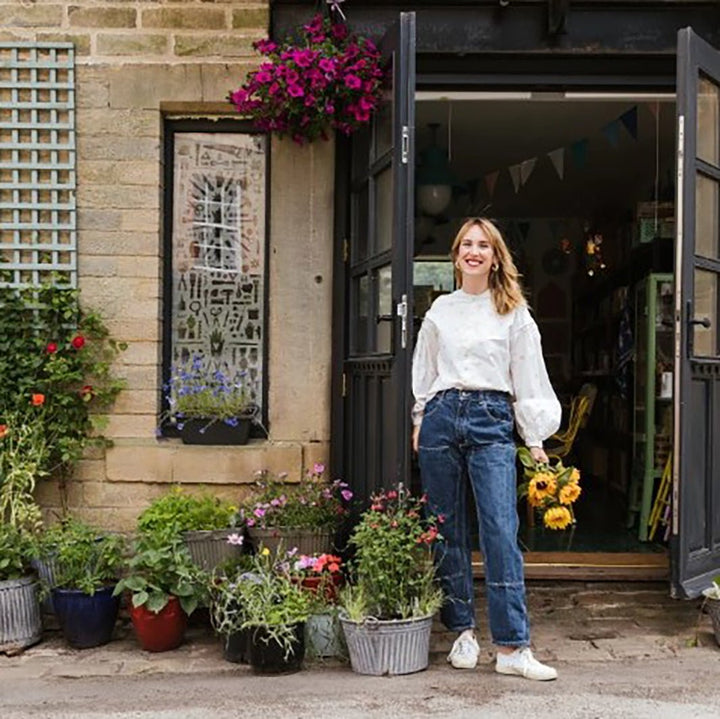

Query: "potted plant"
(113, 534), (207, 652)
(237, 464), (353, 556)
(0, 523), (42, 652)
(137, 487), (241, 572)
(702, 576), (720, 647)
(210, 546), (312, 674)
(338, 485), (444, 676)
(161, 355), (256, 445)
(48, 518), (125, 649)
(292, 552), (345, 659)
(229, 13), (383, 145)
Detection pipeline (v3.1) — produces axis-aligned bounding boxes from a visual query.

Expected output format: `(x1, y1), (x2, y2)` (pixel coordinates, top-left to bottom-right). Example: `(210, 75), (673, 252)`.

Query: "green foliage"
(342, 485), (444, 621)
(0, 523), (34, 581)
(113, 535), (207, 616)
(210, 546), (311, 659)
(137, 487), (237, 543)
(236, 465), (352, 531)
(40, 517), (126, 595)
(0, 285), (127, 485)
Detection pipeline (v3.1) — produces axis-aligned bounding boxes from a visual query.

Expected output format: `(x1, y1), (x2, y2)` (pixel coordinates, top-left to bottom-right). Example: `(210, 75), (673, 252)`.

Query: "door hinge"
(343, 238), (349, 263)
(342, 371), (347, 397)
(401, 126), (410, 165)
(397, 294), (408, 349)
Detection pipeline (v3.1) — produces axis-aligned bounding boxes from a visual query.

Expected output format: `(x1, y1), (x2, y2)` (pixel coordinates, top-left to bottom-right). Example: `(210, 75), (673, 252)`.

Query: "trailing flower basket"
(249, 527), (333, 556)
(339, 614), (434, 676)
(182, 528), (243, 572)
(0, 577), (42, 653)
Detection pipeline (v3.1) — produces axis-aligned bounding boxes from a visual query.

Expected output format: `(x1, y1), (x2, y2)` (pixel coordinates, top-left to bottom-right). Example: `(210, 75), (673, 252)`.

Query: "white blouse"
(411, 288), (561, 447)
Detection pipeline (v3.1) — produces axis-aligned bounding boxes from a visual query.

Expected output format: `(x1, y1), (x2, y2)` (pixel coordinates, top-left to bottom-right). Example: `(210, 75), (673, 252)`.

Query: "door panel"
(672, 27), (720, 597)
(343, 13), (416, 506)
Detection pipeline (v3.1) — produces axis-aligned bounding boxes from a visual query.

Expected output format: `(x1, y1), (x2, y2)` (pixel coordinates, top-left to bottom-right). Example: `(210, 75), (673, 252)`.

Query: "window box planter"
(179, 418), (251, 446)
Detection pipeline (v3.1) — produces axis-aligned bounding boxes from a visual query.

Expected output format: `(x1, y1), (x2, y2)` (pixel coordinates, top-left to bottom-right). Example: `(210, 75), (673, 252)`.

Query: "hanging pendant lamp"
(416, 123), (455, 217)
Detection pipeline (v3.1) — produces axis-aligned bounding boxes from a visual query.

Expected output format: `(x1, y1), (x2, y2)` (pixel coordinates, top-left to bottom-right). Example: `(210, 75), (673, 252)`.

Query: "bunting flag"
(620, 106), (638, 140)
(548, 147), (564, 179)
(520, 158), (537, 186)
(570, 139), (589, 170)
(509, 164), (522, 193)
(485, 170), (499, 197)
(601, 120), (621, 148)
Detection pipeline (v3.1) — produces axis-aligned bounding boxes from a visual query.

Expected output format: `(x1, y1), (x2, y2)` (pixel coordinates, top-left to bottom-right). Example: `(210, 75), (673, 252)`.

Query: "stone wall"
(1, 1), (336, 528)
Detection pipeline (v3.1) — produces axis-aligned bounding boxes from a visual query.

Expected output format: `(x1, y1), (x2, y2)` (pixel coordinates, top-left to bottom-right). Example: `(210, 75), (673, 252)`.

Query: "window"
(163, 120), (268, 430)
(0, 43), (76, 288)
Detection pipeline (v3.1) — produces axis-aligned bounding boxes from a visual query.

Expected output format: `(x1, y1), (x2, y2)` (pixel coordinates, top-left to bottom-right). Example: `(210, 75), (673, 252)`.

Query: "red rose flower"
(31, 393), (45, 406)
(81, 385), (94, 399)
(46, 342), (58, 354)
(71, 335), (86, 349)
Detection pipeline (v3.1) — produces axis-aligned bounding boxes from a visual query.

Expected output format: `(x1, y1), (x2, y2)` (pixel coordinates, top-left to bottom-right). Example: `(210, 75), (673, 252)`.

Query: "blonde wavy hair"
(450, 217), (526, 315)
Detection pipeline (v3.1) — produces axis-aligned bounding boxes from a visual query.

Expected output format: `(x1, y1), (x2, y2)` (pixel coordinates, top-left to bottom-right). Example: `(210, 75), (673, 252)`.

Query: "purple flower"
(287, 84), (304, 98)
(226, 533), (244, 546)
(246, 518), (256, 527)
(341, 489), (353, 502)
(344, 74), (362, 90)
(254, 507), (266, 518)
(319, 58), (336, 74)
(255, 70), (273, 84)
(313, 462), (325, 475)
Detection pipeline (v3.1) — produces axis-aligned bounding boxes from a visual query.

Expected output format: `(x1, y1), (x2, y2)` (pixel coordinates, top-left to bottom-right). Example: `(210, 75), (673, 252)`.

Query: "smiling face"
(454, 223), (496, 286)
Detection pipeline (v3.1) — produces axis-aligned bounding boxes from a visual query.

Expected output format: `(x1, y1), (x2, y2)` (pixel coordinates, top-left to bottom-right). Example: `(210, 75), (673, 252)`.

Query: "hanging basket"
(0, 576), (42, 653)
(248, 527), (333, 556)
(182, 528), (243, 572)
(339, 614), (434, 676)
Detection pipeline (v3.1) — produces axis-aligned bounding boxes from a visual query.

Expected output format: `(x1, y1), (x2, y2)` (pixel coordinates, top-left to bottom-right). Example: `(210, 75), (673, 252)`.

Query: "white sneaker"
(447, 632), (480, 669)
(495, 647), (557, 681)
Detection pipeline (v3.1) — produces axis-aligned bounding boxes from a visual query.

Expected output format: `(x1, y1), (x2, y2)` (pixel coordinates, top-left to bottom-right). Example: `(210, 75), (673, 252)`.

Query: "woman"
(412, 217), (560, 681)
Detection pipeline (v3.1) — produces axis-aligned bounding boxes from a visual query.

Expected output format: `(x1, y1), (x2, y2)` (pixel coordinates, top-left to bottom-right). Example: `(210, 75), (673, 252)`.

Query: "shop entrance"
(411, 92), (676, 575)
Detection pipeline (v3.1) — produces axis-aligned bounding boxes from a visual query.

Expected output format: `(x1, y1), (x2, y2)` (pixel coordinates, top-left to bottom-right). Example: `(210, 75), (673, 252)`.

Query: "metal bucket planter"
(705, 598), (720, 646)
(182, 528), (242, 572)
(339, 614), (434, 676)
(31, 556), (58, 614)
(306, 612), (344, 659)
(0, 576), (42, 653)
(249, 527), (333, 556)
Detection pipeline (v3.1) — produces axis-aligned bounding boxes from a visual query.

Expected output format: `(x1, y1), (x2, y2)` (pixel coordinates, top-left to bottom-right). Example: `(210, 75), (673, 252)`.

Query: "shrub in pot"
(49, 518), (125, 649)
(237, 464), (353, 556)
(114, 534), (207, 652)
(338, 485), (444, 676)
(211, 546), (311, 673)
(137, 487), (240, 572)
(0, 523), (42, 652)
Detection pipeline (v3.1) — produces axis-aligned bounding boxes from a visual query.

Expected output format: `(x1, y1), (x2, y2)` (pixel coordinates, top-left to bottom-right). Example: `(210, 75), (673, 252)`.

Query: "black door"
(672, 28), (720, 597)
(342, 13), (416, 506)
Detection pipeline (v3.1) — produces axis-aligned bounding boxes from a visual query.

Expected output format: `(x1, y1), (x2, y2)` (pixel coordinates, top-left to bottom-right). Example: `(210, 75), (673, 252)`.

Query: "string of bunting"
(481, 106), (639, 198)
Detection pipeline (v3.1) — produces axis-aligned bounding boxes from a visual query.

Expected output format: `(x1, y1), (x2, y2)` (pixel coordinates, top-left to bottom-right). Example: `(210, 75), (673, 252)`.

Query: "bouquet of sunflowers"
(517, 447), (582, 530)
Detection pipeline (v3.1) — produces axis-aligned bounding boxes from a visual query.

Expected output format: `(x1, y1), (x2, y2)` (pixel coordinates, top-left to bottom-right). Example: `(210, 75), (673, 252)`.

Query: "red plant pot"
(129, 595), (187, 652)
(300, 573), (345, 603)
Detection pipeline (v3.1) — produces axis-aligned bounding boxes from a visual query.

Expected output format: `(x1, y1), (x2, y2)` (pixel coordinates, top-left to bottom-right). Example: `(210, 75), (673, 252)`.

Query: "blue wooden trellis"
(0, 43), (76, 288)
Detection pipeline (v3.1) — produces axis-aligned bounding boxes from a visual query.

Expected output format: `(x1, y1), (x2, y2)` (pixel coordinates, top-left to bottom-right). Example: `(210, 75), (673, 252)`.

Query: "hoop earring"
(492, 263), (499, 272)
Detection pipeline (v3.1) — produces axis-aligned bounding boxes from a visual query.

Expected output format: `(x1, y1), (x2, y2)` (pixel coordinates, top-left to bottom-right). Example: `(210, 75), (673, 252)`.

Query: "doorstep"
(0, 581), (714, 681)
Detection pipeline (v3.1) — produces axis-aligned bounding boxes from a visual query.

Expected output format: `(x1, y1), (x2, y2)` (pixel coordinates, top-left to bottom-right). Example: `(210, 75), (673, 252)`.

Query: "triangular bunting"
(548, 148), (564, 179)
(570, 139), (588, 170)
(485, 171), (499, 198)
(602, 120), (621, 148)
(620, 106), (638, 140)
(520, 158), (537, 186)
(509, 164), (521, 193)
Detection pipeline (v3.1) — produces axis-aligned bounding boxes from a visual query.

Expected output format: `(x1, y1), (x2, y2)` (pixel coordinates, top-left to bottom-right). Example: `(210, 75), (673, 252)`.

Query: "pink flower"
(313, 462), (325, 475)
(253, 38), (278, 55)
(341, 489), (353, 502)
(324, 102), (335, 115)
(344, 74), (362, 90)
(253, 507), (266, 518)
(229, 88), (249, 106)
(319, 58), (336, 74)
(255, 71), (273, 84)
(287, 84), (304, 98)
(226, 533), (244, 546)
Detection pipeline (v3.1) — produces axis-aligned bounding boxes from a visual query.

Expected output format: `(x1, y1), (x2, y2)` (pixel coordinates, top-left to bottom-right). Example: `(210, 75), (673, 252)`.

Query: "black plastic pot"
(179, 418), (251, 445)
(223, 627), (252, 663)
(248, 623), (305, 674)
(52, 585), (120, 649)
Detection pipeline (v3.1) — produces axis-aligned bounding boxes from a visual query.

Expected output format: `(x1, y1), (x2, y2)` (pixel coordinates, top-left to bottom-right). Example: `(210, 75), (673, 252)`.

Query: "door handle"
(686, 300), (712, 356)
(689, 317), (711, 329)
(376, 314), (393, 323)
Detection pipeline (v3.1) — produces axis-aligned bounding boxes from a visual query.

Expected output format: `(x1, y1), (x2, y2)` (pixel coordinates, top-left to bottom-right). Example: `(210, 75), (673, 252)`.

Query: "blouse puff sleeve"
(411, 316), (439, 427)
(509, 308), (562, 448)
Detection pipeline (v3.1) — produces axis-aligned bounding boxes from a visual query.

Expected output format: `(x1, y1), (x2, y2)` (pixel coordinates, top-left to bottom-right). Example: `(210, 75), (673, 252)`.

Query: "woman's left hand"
(529, 446), (549, 465)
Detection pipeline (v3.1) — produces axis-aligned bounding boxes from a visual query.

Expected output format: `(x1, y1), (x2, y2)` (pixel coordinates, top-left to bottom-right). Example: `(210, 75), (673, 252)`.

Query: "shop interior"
(412, 92), (676, 556)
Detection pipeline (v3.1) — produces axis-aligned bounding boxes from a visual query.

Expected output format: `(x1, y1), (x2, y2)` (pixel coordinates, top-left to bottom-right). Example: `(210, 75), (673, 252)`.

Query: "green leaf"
(132, 590), (150, 608)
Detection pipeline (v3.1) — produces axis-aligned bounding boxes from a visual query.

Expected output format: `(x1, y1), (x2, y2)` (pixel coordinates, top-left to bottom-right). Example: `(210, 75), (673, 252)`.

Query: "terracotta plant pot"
(300, 573), (344, 603)
(129, 596), (187, 652)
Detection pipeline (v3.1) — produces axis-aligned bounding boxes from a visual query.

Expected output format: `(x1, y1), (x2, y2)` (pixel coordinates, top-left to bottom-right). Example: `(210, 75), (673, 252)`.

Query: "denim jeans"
(418, 388), (530, 647)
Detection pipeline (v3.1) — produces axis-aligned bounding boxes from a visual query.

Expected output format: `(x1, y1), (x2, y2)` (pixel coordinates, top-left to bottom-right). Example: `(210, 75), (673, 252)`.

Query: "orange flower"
(31, 393), (45, 406)
(0, 424), (7, 438)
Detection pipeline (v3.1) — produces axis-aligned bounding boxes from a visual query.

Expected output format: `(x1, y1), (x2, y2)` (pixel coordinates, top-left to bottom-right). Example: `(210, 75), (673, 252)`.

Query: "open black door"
(672, 28), (720, 597)
(342, 13), (416, 506)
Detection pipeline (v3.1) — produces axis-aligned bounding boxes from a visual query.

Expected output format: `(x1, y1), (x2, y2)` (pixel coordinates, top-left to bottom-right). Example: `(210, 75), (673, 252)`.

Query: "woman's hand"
(412, 424), (421, 453)
(529, 446), (549, 464)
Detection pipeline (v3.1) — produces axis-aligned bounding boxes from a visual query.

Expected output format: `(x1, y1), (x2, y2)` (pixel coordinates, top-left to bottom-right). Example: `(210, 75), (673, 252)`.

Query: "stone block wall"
(1, 1), (336, 529)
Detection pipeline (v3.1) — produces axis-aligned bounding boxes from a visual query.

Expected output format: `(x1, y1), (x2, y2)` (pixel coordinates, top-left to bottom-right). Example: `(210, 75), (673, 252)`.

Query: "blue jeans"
(418, 388), (530, 647)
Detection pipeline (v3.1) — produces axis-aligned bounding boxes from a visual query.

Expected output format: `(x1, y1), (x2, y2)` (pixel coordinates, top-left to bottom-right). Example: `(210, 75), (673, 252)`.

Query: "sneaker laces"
(453, 635), (478, 660)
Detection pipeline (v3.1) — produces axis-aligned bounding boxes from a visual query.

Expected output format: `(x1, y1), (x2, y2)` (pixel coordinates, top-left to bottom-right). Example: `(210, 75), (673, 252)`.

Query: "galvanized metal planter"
(339, 614), (433, 676)
(705, 598), (720, 646)
(182, 528), (243, 572)
(0, 576), (42, 653)
(248, 527), (333, 556)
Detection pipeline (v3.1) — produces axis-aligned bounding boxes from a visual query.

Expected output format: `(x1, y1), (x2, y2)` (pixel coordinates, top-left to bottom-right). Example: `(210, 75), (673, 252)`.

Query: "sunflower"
(558, 482), (582, 505)
(569, 467), (581, 483)
(543, 506), (573, 530)
(527, 472), (557, 507)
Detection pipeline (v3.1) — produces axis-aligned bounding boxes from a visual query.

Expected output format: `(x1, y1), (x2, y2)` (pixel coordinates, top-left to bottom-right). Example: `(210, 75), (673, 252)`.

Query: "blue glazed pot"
(52, 585), (120, 649)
